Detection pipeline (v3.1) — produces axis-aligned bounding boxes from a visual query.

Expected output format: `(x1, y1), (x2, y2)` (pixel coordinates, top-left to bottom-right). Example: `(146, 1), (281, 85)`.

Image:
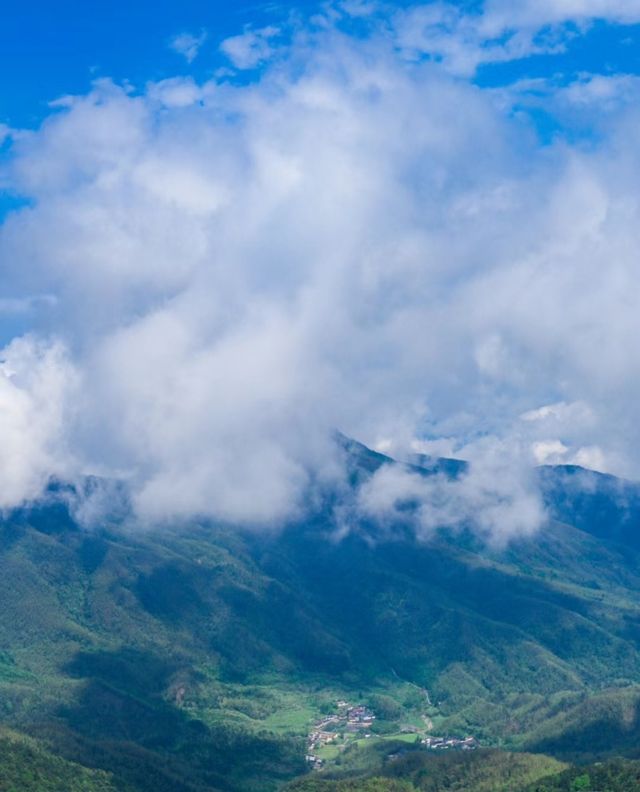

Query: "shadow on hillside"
(47, 646), (305, 792)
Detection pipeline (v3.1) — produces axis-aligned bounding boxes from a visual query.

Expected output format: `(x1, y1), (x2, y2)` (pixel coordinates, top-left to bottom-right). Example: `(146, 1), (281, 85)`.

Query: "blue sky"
(476, 20), (640, 87)
(0, 1), (296, 127)
(3, 1), (640, 129)
(0, 0), (313, 217)
(2, 1), (640, 530)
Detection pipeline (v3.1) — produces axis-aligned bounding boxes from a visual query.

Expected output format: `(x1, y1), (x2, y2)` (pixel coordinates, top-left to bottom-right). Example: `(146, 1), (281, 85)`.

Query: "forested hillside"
(0, 440), (640, 789)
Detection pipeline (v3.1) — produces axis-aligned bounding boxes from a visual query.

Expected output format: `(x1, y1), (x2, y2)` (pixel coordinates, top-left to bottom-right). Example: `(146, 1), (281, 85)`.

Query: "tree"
(571, 773), (591, 791)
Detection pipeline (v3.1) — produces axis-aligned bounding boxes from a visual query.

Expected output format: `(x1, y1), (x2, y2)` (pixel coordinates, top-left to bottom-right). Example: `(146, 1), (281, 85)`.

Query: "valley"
(3, 2), (640, 789)
(1, 440), (640, 789)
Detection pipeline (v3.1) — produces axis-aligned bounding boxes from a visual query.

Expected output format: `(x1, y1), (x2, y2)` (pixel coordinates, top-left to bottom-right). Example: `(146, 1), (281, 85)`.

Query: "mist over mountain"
(0, 439), (639, 789)
(4, 2), (640, 530)
(3, 2), (640, 790)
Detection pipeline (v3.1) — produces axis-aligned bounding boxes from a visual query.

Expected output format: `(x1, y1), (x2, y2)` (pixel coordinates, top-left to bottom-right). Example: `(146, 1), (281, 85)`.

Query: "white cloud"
(392, 0), (640, 76)
(147, 77), (210, 108)
(520, 401), (595, 426)
(483, 0), (640, 32)
(410, 437), (459, 460)
(220, 26), (280, 70)
(170, 30), (208, 64)
(571, 445), (607, 471)
(393, 4), (542, 76)
(531, 438), (607, 471)
(562, 73), (640, 108)
(339, 0), (380, 17)
(531, 440), (570, 465)
(1, 11), (640, 535)
(355, 437), (545, 545)
(0, 337), (76, 509)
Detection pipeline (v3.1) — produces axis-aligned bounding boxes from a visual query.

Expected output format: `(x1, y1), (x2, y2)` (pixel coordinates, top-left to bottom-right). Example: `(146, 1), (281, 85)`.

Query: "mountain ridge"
(0, 437), (640, 789)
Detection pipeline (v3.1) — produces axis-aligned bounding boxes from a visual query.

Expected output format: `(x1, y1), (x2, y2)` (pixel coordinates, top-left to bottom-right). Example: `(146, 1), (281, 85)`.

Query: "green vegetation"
(0, 729), (117, 791)
(287, 750), (640, 792)
(286, 748), (566, 791)
(287, 779), (415, 791)
(0, 443), (640, 788)
(383, 749), (567, 791)
(526, 759), (640, 791)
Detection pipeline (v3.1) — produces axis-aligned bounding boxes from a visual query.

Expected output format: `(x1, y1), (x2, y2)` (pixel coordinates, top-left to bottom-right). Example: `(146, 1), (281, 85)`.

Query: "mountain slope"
(0, 728), (118, 791)
(0, 440), (639, 788)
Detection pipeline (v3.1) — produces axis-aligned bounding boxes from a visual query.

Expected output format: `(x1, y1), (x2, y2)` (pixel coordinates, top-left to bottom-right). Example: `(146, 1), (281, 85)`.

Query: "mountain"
(285, 752), (640, 792)
(0, 727), (117, 791)
(539, 463), (640, 550)
(0, 439), (640, 789)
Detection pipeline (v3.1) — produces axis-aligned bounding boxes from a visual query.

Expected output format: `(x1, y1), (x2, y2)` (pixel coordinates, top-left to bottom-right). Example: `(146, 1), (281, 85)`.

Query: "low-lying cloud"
(1, 3), (640, 536)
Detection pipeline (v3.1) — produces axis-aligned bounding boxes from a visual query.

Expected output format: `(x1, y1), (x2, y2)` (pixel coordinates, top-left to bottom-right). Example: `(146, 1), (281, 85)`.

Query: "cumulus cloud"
(170, 30), (208, 64)
(531, 440), (570, 466)
(1, 5), (640, 536)
(220, 26), (280, 70)
(0, 337), (76, 508)
(562, 73), (640, 108)
(392, 0), (640, 76)
(354, 438), (545, 546)
(521, 402), (607, 469)
(483, 0), (640, 31)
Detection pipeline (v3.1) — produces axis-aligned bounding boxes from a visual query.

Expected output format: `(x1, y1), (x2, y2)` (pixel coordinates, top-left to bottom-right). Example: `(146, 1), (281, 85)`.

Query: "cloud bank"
(2, 3), (640, 535)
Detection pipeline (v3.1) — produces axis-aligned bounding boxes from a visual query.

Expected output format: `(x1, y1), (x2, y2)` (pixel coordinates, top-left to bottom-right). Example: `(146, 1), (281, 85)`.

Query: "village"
(421, 735), (478, 750)
(305, 701), (377, 769)
(305, 699), (477, 770)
